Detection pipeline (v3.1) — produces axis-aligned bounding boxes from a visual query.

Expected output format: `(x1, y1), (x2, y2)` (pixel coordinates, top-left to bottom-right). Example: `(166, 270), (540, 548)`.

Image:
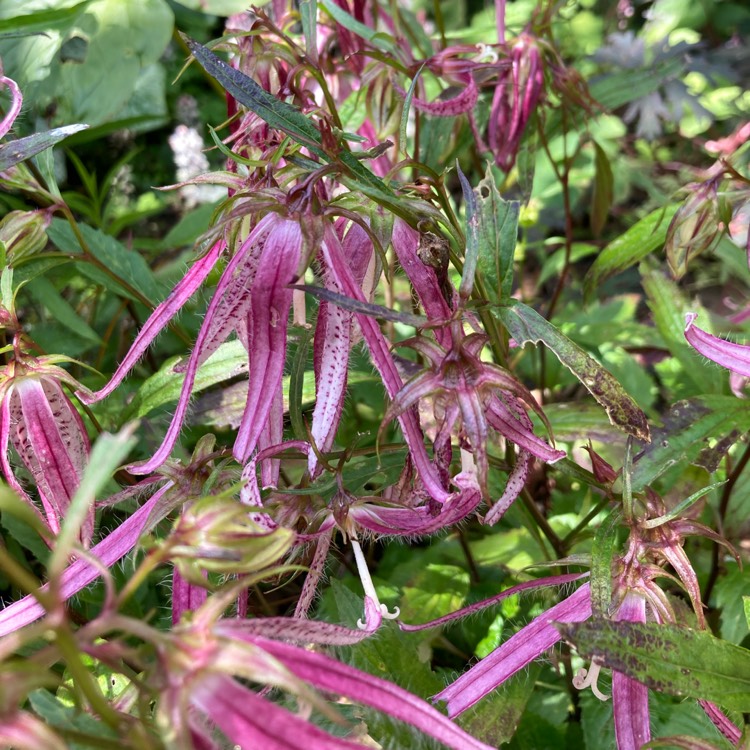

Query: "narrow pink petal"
(0, 75), (23, 139)
(13, 379), (87, 538)
(0, 480), (173, 637)
(0, 391), (48, 529)
(699, 700), (742, 744)
(322, 226), (450, 502)
(408, 76), (479, 117)
(240, 636), (496, 750)
(309, 301), (350, 475)
(613, 593), (650, 750)
(484, 448), (531, 525)
(684, 312), (750, 376)
(258, 384), (284, 487)
(233, 219), (302, 463)
(79, 239), (224, 404)
(400, 573), (588, 632)
(128, 232), (270, 474)
(436, 583), (592, 717)
(172, 565), (207, 625)
(391, 220), (452, 347)
(191, 674), (364, 750)
(487, 397), (565, 463)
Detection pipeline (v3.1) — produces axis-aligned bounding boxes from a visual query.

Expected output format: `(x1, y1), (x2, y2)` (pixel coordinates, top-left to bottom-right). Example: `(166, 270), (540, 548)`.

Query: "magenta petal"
(0, 480), (172, 638)
(233, 219), (302, 463)
(12, 378), (91, 542)
(191, 674), (364, 750)
(79, 240), (224, 404)
(322, 226), (449, 502)
(487, 397), (565, 463)
(684, 312), (750, 377)
(409, 76), (479, 117)
(699, 700), (742, 744)
(612, 593), (650, 750)
(484, 448), (531, 525)
(0, 75), (23, 139)
(309, 301), (350, 475)
(436, 582), (592, 717)
(172, 565), (208, 626)
(239, 636), (495, 750)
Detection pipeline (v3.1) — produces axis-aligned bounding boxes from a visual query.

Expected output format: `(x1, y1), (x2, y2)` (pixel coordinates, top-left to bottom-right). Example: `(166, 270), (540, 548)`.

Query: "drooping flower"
(684, 312), (750, 378)
(80, 210), (304, 474)
(379, 318), (564, 503)
(158, 604), (496, 750)
(0, 348), (93, 545)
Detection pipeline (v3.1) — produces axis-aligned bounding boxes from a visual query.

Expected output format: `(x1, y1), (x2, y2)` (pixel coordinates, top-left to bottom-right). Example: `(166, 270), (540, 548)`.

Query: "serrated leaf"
(494, 301), (650, 442)
(474, 166), (519, 303)
(0, 125), (89, 171)
(583, 205), (679, 303)
(561, 620), (750, 713)
(400, 564), (470, 624)
(47, 219), (162, 303)
(631, 395), (750, 491)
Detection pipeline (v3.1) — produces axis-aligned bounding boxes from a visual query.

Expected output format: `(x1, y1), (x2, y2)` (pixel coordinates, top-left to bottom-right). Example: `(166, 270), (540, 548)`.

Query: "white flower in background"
(168, 124), (224, 208)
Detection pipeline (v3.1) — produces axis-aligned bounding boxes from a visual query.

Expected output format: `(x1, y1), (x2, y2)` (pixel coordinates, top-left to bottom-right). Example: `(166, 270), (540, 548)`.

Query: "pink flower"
(0, 354), (92, 545)
(684, 312), (750, 378)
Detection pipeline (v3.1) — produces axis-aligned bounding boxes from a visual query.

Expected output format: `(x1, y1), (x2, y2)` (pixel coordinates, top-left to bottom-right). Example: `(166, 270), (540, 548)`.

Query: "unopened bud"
(0, 210), (50, 265)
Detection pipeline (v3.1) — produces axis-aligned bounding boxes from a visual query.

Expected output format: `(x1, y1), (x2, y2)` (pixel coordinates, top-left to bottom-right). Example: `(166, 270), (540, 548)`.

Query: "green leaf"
(400, 563), (470, 624)
(474, 166), (519, 303)
(631, 395), (750, 491)
(641, 267), (718, 395)
(289, 327), (313, 442)
(590, 510), (620, 616)
(124, 340), (248, 420)
(28, 689), (118, 747)
(0, 125), (89, 171)
(318, 0), (397, 53)
(400, 63), (425, 157)
(493, 301), (650, 442)
(47, 219), (162, 303)
(714, 568), (750, 645)
(583, 205), (679, 303)
(299, 0), (317, 59)
(25, 276), (101, 344)
(590, 141), (613, 237)
(561, 620), (750, 713)
(185, 36), (325, 157)
(457, 163), (479, 300)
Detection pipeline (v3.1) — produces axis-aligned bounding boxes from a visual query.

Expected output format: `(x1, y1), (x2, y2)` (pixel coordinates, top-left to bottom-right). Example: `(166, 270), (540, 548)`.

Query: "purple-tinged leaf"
(0, 125), (90, 172)
(559, 620), (750, 713)
(684, 312), (750, 376)
(457, 163), (480, 301)
(495, 301), (650, 442)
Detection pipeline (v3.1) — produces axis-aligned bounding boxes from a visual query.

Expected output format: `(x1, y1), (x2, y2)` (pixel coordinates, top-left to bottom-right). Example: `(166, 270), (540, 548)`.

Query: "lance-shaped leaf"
(457, 163), (480, 302)
(559, 620), (750, 713)
(684, 312), (750, 376)
(473, 166), (519, 304)
(494, 301), (650, 442)
(0, 125), (89, 172)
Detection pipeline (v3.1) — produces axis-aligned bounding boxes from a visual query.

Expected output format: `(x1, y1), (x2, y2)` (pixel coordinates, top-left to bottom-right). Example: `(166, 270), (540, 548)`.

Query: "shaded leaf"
(590, 141), (613, 237)
(583, 205), (679, 303)
(0, 125), (88, 171)
(494, 301), (650, 442)
(474, 166), (519, 304)
(631, 395), (750, 491)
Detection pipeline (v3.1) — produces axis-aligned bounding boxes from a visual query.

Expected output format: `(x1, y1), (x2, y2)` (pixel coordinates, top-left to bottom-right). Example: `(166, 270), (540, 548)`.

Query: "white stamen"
(573, 661), (610, 701)
(351, 539), (400, 630)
